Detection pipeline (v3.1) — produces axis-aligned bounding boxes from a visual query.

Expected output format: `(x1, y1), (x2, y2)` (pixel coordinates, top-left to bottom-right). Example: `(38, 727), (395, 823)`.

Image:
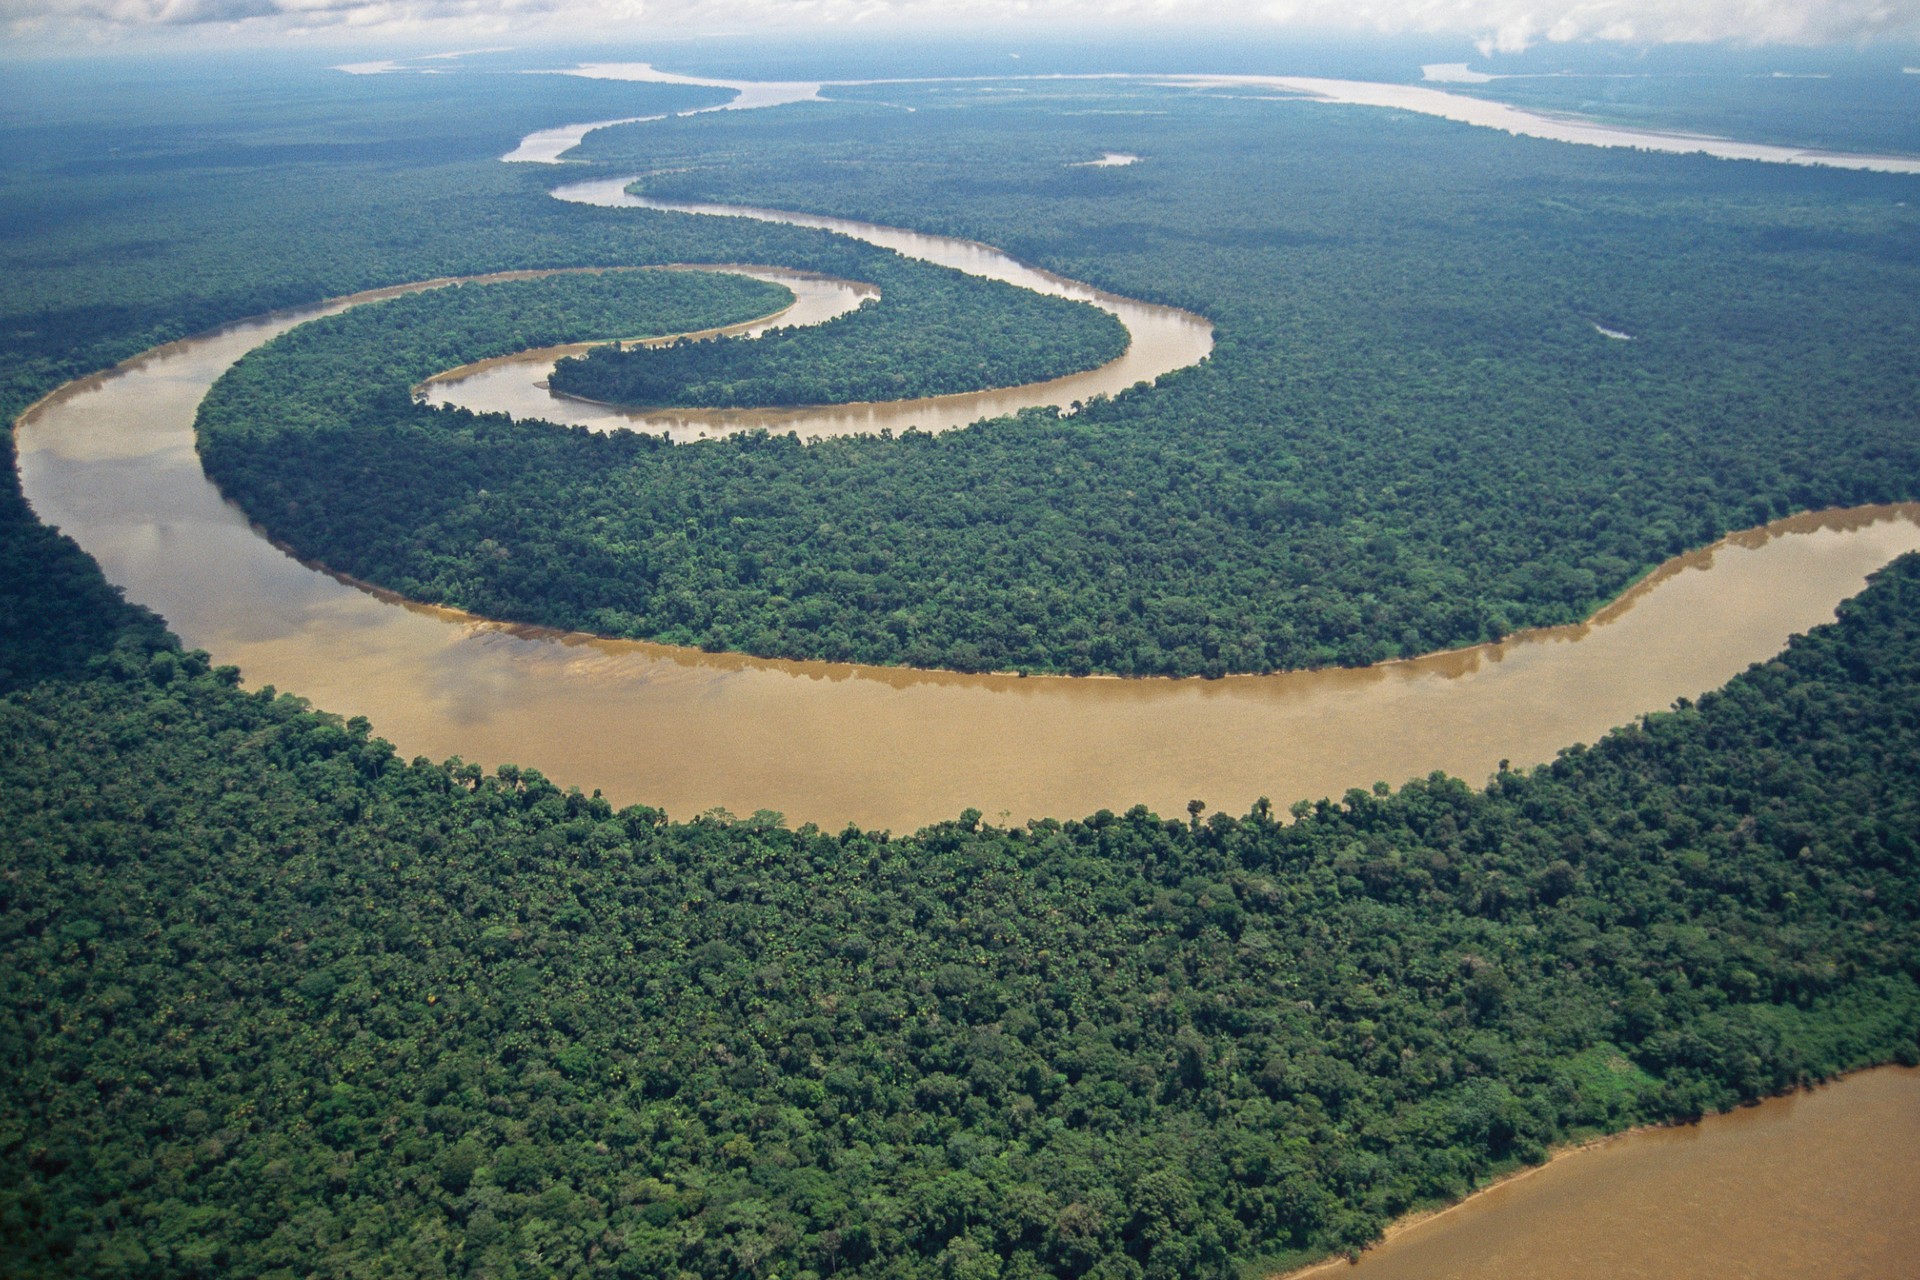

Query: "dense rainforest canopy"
(544, 261), (1126, 409)
(4, 505), (1920, 1277)
(3, 49), (1919, 1280)
(179, 82), (1920, 675)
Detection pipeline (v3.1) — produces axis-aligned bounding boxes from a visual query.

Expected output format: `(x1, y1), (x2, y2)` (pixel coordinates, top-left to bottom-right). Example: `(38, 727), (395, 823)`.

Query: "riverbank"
(16, 303), (1919, 828)
(1273, 1064), (1920, 1280)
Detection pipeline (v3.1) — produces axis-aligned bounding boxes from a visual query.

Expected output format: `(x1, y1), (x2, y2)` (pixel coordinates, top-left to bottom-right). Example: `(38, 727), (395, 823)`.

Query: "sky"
(5, 0), (1920, 54)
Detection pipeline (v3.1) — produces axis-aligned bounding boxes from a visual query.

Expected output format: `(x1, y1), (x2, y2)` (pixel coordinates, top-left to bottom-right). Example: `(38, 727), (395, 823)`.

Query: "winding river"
(424, 176), (1214, 440)
(13, 239), (1920, 829)
(535, 62), (1920, 176)
(417, 262), (882, 441)
(15, 71), (1920, 833)
(15, 67), (1920, 1274)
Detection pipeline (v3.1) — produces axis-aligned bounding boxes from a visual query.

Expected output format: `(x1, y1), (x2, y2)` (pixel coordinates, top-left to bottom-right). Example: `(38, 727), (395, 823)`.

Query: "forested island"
(4, 45), (1919, 1280)
(546, 263), (1126, 409)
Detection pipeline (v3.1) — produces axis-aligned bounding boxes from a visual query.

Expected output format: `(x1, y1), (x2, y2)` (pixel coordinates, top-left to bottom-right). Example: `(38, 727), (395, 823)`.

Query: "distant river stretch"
(532, 61), (1920, 175)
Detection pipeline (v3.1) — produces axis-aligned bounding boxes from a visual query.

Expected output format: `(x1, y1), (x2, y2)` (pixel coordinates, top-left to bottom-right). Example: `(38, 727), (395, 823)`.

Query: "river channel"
(423, 176), (1215, 440)
(1283, 1066), (1920, 1280)
(25, 67), (1909, 1274)
(1159, 74), (1920, 174)
(14, 259), (1920, 828)
(539, 62), (1920, 176)
(417, 262), (881, 441)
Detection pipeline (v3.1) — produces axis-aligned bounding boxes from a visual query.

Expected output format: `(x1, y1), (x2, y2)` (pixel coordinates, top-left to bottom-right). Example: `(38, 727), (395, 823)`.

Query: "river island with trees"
(545, 262), (1127, 409)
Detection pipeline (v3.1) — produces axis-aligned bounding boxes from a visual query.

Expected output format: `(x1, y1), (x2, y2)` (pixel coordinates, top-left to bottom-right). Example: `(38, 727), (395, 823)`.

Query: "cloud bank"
(6, 0), (1920, 51)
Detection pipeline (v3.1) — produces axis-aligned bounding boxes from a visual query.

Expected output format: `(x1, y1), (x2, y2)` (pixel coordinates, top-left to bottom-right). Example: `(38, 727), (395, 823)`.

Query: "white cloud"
(5, 0), (1920, 49)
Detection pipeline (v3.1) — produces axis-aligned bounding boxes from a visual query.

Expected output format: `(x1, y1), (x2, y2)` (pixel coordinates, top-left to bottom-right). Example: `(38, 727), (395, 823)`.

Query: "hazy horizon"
(7, 0), (1920, 61)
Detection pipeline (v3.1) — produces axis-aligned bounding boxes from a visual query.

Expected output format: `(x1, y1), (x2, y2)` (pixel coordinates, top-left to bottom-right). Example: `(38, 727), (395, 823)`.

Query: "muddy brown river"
(18, 85), (1920, 1276)
(14, 273), (1919, 830)
(421, 176), (1216, 440)
(1283, 1066), (1920, 1280)
(14, 186), (1920, 833)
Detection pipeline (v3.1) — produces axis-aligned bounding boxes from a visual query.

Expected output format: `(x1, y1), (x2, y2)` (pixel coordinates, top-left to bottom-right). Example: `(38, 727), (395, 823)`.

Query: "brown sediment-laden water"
(424, 175), (1215, 441)
(15, 269), (1918, 829)
(415, 262), (882, 440)
(27, 70), (1912, 1274)
(1280, 1066), (1920, 1280)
